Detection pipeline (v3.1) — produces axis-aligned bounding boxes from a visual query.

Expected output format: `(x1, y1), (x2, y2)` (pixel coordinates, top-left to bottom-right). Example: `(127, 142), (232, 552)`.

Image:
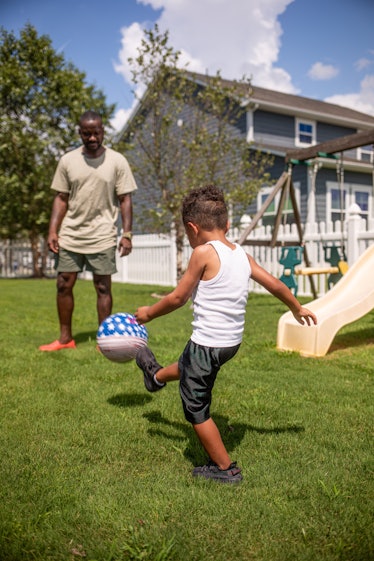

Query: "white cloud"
(307, 62), (339, 81)
(114, 0), (297, 97)
(324, 74), (374, 116)
(109, 107), (134, 133)
(355, 57), (372, 72)
(113, 22), (145, 84)
(112, 0), (374, 123)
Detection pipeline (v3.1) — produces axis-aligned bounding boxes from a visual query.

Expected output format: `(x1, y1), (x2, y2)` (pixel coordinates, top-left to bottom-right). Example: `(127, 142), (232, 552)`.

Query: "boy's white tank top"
(191, 240), (252, 347)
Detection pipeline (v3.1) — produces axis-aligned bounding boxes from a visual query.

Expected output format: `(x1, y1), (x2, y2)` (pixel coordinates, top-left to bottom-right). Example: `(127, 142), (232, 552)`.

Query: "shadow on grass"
(73, 330), (98, 343)
(327, 326), (374, 354)
(142, 410), (304, 466)
(107, 393), (153, 407)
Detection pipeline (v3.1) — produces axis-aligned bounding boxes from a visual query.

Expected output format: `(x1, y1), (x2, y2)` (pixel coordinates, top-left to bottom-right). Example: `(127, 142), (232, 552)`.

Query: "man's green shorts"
(55, 247), (117, 276)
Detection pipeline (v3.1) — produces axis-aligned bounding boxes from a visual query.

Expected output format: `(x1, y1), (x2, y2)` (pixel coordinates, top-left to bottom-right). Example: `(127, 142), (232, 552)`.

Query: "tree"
(0, 24), (115, 276)
(116, 25), (273, 278)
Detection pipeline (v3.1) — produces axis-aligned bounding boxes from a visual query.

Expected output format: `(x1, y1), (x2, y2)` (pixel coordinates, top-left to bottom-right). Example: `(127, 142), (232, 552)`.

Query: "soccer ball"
(97, 312), (148, 363)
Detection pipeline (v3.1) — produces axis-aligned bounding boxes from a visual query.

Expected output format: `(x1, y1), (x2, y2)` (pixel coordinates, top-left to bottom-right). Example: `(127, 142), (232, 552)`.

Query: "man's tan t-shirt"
(51, 146), (137, 253)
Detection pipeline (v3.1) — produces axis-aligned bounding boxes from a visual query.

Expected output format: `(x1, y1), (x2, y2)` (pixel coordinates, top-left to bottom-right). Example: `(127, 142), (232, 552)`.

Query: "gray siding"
(253, 110), (295, 148)
(315, 168), (336, 222)
(291, 163), (309, 222)
(316, 122), (356, 144)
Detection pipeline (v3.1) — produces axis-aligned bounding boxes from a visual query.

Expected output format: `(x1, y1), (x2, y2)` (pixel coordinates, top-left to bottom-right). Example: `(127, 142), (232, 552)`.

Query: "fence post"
(347, 203), (362, 266)
(170, 227), (177, 286)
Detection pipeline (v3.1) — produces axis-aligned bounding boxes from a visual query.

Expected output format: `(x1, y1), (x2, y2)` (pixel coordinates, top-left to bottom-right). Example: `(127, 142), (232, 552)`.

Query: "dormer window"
(358, 144), (373, 163)
(295, 119), (315, 146)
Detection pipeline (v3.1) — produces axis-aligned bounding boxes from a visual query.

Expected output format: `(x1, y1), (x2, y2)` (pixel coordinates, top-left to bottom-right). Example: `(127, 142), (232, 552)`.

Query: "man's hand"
(47, 233), (59, 254)
(118, 236), (132, 257)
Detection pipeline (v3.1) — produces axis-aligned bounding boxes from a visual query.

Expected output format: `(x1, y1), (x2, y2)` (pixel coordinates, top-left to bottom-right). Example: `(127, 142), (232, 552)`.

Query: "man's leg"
(93, 274), (112, 325)
(39, 271), (78, 350)
(56, 271), (78, 343)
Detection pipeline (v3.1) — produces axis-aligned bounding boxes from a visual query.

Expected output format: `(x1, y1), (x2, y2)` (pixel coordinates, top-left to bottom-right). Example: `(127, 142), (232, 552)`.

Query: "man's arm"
(118, 193), (133, 257)
(47, 192), (69, 254)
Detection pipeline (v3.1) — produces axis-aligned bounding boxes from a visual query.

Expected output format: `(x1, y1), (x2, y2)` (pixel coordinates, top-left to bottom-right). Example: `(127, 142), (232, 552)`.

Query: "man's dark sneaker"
(192, 460), (243, 484)
(135, 346), (166, 393)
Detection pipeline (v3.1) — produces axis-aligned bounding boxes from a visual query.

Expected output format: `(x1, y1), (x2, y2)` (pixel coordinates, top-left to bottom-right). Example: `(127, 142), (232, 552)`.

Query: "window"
(295, 119), (315, 146)
(355, 190), (369, 213)
(330, 188), (347, 222)
(257, 184), (300, 227)
(358, 144), (373, 163)
(327, 182), (372, 223)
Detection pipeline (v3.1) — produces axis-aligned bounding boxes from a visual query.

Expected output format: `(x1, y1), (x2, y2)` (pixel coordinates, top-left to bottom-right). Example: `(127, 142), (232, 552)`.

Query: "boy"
(135, 185), (317, 483)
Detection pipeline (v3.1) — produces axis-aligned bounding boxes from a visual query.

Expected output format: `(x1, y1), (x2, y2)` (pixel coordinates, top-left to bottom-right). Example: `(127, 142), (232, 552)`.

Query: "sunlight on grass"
(0, 279), (373, 560)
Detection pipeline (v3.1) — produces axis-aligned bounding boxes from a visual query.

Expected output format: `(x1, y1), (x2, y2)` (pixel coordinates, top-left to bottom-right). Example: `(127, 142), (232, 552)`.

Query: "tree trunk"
(30, 233), (43, 277)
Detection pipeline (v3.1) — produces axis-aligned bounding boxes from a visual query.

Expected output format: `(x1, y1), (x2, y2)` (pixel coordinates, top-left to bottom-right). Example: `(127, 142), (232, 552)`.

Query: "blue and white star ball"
(97, 312), (148, 363)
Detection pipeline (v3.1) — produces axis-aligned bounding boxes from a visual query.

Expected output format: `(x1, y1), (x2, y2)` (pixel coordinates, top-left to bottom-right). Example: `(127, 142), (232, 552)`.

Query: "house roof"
(118, 69), (374, 142)
(188, 71), (374, 130)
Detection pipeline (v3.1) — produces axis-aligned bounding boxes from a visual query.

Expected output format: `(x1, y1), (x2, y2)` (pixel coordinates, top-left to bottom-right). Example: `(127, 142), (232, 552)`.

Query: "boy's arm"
(135, 245), (208, 324)
(248, 254), (317, 326)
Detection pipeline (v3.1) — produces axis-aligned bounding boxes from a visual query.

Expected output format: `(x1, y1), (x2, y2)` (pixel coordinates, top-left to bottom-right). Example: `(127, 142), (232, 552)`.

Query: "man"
(39, 110), (137, 351)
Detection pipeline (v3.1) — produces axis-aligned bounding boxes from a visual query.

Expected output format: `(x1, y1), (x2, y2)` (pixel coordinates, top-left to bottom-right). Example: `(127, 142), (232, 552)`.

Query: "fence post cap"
(348, 203), (361, 215)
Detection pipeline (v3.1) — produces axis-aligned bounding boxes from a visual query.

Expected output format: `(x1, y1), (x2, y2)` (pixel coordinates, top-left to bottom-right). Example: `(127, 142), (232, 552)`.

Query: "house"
(120, 70), (374, 232)
(240, 82), (374, 229)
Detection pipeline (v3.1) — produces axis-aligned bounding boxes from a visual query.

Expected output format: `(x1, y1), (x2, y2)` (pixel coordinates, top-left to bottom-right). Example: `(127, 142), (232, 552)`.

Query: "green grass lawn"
(0, 278), (373, 561)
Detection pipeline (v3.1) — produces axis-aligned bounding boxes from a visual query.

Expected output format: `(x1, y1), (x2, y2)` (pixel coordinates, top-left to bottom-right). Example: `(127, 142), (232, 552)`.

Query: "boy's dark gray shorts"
(178, 339), (240, 425)
(55, 247), (117, 275)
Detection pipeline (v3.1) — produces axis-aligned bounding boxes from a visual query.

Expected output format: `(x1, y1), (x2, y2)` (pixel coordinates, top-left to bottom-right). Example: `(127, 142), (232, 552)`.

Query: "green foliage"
(0, 24), (115, 274)
(0, 279), (373, 560)
(115, 25), (273, 276)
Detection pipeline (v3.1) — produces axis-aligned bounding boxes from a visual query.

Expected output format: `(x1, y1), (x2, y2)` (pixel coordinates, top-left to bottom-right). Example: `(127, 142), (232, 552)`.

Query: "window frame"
(357, 144), (374, 163)
(295, 118), (316, 147)
(257, 182), (300, 227)
(326, 181), (372, 223)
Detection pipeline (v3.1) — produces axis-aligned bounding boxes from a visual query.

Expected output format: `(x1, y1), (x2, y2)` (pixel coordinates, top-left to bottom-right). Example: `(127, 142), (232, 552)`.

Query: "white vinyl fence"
(1, 204), (373, 297)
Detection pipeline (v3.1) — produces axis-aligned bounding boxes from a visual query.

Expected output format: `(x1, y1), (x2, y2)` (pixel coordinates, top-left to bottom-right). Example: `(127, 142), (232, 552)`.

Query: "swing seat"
(279, 246), (304, 296)
(323, 245), (348, 288)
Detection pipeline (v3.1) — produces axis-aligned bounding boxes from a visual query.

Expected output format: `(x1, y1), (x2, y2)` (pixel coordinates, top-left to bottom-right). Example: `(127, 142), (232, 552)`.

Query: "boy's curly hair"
(182, 185), (228, 230)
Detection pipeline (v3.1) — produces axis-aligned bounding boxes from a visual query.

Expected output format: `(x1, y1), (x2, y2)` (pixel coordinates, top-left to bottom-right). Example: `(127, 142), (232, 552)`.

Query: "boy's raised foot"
(136, 347), (166, 392)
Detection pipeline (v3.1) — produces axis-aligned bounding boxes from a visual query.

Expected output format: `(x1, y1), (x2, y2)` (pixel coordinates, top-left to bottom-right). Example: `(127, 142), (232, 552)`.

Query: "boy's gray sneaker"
(135, 347), (166, 393)
(192, 460), (242, 484)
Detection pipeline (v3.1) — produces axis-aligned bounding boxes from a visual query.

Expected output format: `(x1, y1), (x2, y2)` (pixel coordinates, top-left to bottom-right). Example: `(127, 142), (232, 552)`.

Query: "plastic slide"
(277, 243), (374, 357)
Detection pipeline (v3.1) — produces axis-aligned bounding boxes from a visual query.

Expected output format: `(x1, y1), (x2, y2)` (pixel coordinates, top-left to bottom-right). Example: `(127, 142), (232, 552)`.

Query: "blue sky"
(1, 0), (374, 131)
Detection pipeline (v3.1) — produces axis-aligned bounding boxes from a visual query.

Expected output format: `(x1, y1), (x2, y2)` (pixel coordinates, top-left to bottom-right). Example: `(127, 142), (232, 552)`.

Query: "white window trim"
(326, 181), (373, 222)
(357, 145), (374, 163)
(257, 182), (300, 221)
(295, 118), (316, 147)
(246, 109), (254, 143)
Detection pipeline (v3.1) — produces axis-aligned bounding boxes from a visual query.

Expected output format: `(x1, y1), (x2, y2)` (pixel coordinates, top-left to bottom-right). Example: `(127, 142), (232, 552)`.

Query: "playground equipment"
(279, 246), (303, 296)
(277, 244), (374, 357)
(322, 245), (348, 288)
(238, 128), (374, 299)
(278, 244), (348, 296)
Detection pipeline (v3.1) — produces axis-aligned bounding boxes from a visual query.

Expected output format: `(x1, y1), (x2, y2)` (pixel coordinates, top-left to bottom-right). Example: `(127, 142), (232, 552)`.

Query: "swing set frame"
(238, 128), (374, 299)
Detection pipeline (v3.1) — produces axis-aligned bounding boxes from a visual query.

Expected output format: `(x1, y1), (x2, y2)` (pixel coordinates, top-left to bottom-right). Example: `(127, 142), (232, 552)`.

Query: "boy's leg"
(156, 362), (180, 383)
(192, 419), (242, 482)
(179, 342), (242, 482)
(193, 418), (231, 470)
